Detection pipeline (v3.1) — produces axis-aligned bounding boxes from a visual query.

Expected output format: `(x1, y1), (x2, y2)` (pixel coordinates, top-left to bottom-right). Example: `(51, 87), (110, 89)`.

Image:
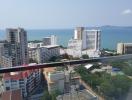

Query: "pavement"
(80, 79), (104, 100)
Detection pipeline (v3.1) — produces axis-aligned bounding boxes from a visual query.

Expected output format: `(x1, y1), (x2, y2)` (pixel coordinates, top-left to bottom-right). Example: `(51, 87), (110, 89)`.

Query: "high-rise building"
(67, 27), (101, 58)
(82, 30), (101, 50)
(6, 28), (29, 66)
(42, 35), (57, 46)
(117, 43), (132, 54)
(74, 27), (84, 40)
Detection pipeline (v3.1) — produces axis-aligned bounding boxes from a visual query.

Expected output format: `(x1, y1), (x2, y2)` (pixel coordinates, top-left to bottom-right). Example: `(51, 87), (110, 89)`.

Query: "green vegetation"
(41, 90), (61, 100)
(110, 60), (132, 76)
(75, 65), (132, 100)
(82, 54), (89, 59)
(29, 58), (38, 63)
(49, 56), (60, 62)
(28, 40), (42, 43)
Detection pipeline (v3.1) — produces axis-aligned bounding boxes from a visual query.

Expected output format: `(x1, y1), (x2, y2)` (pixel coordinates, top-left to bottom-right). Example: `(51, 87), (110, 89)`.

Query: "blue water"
(0, 27), (132, 50)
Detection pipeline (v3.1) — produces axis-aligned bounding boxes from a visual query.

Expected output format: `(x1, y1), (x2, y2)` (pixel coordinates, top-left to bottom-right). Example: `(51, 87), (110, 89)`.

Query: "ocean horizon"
(0, 26), (132, 50)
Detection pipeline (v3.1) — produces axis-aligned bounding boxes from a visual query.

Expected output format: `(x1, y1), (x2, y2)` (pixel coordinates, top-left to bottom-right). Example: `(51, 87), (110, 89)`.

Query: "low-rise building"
(28, 44), (60, 63)
(67, 39), (82, 57)
(117, 43), (132, 54)
(42, 35), (57, 46)
(44, 67), (80, 94)
(44, 67), (65, 93)
(2, 64), (41, 98)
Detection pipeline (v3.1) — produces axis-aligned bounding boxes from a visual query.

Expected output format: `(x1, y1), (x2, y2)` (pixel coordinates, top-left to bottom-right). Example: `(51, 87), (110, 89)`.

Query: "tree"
(42, 91), (52, 100)
(29, 58), (38, 63)
(82, 54), (89, 59)
(49, 56), (58, 62)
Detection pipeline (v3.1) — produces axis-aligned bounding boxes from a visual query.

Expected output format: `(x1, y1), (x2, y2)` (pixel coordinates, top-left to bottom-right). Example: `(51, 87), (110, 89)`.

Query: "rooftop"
(57, 89), (97, 100)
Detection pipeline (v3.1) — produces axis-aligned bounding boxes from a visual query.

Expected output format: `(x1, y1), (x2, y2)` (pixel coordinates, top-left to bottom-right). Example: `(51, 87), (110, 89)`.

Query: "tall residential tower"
(67, 27), (101, 58)
(0, 28), (29, 67)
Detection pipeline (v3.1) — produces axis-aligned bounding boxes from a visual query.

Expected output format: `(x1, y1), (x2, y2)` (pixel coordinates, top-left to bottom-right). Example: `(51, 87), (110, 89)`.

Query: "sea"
(0, 26), (132, 50)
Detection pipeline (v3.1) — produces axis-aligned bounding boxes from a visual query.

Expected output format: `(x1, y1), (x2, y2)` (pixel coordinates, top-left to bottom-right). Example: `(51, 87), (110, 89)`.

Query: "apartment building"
(44, 67), (80, 94)
(42, 35), (57, 46)
(44, 67), (65, 93)
(117, 43), (132, 54)
(0, 28), (29, 67)
(67, 27), (101, 58)
(28, 43), (60, 63)
(2, 64), (41, 98)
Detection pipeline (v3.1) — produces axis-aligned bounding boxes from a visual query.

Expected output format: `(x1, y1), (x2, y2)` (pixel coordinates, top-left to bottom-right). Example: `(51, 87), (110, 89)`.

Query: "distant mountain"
(101, 25), (132, 28)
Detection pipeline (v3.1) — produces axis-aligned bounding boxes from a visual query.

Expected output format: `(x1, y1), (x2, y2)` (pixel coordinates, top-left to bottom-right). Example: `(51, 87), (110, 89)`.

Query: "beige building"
(44, 67), (80, 94)
(117, 43), (132, 54)
(44, 67), (65, 93)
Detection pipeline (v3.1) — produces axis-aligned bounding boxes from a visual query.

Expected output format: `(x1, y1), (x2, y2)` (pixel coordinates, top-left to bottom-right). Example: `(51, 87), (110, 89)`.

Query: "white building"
(74, 27), (84, 40)
(67, 39), (82, 57)
(28, 43), (60, 63)
(67, 27), (101, 58)
(117, 43), (132, 54)
(3, 64), (41, 98)
(42, 35), (57, 46)
(37, 45), (60, 63)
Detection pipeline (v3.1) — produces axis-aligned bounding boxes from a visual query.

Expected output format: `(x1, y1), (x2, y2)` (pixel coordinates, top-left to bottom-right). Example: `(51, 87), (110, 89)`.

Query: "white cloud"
(122, 9), (132, 15)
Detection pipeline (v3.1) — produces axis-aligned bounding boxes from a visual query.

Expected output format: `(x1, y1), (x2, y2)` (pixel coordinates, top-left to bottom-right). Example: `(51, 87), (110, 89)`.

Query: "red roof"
(3, 67), (39, 80)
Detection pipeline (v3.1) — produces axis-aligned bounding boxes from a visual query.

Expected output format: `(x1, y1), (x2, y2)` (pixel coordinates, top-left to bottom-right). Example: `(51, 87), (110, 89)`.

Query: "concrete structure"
(67, 39), (82, 57)
(28, 42), (43, 48)
(6, 28), (29, 65)
(28, 44), (60, 63)
(67, 27), (101, 58)
(74, 27), (84, 40)
(44, 67), (80, 94)
(0, 28), (29, 67)
(42, 35), (57, 46)
(117, 43), (132, 54)
(2, 63), (41, 98)
(44, 67), (65, 93)
(82, 30), (101, 51)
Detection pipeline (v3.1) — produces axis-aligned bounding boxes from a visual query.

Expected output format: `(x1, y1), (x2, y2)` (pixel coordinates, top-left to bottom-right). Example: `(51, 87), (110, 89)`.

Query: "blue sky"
(0, 0), (132, 29)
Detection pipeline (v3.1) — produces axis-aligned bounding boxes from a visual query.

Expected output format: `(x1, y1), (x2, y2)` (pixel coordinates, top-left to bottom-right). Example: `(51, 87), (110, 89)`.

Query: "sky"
(0, 0), (132, 29)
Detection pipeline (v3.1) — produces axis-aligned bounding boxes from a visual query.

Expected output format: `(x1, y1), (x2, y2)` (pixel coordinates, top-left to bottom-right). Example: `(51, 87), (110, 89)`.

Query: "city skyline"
(0, 0), (132, 29)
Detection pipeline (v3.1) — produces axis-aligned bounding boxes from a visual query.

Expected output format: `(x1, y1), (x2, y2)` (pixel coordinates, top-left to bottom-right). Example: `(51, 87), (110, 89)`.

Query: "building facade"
(28, 43), (60, 63)
(74, 27), (84, 40)
(0, 28), (29, 67)
(3, 64), (41, 98)
(117, 43), (132, 54)
(67, 39), (82, 57)
(6, 28), (29, 66)
(42, 35), (57, 46)
(67, 27), (101, 58)
(44, 68), (65, 93)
